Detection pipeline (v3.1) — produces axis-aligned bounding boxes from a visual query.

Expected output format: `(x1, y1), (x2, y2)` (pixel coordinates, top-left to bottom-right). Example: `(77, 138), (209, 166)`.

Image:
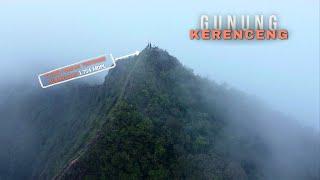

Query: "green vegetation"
(0, 46), (318, 180)
(58, 47), (243, 179)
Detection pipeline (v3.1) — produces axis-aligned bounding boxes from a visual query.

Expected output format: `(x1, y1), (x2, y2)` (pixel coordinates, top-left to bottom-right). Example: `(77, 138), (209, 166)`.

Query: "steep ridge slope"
(0, 56), (136, 179)
(0, 84), (106, 179)
(0, 49), (141, 179)
(0, 46), (318, 180)
(56, 46), (319, 179)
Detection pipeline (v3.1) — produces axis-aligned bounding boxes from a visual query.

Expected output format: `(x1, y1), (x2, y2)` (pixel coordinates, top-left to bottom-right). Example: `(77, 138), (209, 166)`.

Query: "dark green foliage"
(57, 47), (264, 179)
(1, 46), (318, 180)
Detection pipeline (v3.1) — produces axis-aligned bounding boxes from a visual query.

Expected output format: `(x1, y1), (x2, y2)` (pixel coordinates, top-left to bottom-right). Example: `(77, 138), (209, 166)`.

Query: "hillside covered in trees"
(0, 46), (318, 180)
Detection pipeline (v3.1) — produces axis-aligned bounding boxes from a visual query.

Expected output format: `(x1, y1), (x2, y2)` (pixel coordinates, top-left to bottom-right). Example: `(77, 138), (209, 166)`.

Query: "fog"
(0, 45), (318, 179)
(0, 0), (318, 129)
(0, 1), (319, 176)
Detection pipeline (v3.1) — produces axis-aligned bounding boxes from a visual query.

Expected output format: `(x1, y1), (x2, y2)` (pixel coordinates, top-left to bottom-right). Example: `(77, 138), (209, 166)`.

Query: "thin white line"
(115, 51), (140, 61)
(38, 74), (45, 88)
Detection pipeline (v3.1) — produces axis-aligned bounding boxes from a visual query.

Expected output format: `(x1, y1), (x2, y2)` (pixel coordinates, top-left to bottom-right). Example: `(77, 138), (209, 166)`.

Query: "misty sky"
(0, 0), (319, 129)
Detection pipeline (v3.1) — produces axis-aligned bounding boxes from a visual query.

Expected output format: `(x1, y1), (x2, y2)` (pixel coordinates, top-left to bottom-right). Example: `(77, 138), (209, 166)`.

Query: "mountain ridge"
(55, 46), (186, 178)
(55, 46), (319, 179)
(0, 46), (318, 180)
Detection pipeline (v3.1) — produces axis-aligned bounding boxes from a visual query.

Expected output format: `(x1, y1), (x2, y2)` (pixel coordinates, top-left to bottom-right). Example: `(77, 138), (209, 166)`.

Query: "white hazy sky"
(0, 0), (319, 129)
